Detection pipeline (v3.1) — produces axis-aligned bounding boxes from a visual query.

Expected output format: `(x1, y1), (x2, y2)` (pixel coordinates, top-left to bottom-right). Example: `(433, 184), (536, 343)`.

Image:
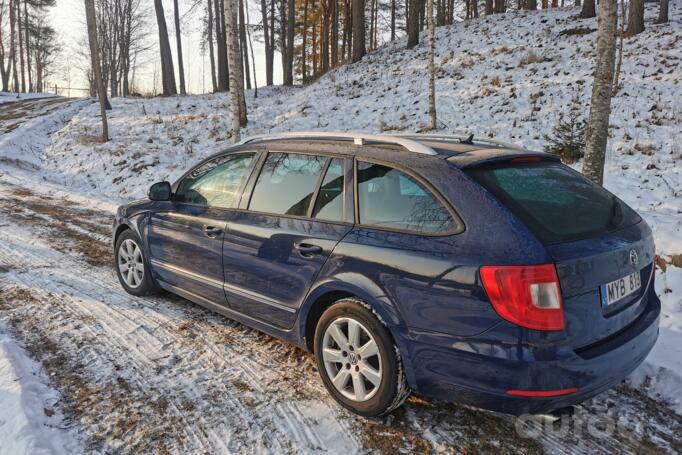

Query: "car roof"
(234, 133), (559, 168)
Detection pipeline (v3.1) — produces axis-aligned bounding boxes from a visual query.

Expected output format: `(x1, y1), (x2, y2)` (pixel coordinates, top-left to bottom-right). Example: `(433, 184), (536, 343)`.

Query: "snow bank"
(0, 324), (81, 454)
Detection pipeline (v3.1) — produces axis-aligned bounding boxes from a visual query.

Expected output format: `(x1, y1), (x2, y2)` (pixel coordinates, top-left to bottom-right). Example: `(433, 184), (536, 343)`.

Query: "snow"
(0, 3), (681, 452)
(0, 324), (81, 454)
(0, 92), (56, 105)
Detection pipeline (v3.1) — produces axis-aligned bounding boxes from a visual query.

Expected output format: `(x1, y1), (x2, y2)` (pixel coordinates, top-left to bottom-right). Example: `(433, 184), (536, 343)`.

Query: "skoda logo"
(348, 352), (358, 365)
(629, 250), (639, 265)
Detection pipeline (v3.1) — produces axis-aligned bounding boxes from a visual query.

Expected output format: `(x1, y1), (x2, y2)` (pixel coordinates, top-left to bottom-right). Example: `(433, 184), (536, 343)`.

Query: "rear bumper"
(404, 292), (660, 415)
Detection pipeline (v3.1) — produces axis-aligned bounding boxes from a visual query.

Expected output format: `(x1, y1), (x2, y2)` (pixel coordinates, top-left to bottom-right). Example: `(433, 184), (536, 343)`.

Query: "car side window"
(357, 161), (455, 233)
(312, 158), (344, 222)
(174, 153), (254, 208)
(249, 152), (326, 216)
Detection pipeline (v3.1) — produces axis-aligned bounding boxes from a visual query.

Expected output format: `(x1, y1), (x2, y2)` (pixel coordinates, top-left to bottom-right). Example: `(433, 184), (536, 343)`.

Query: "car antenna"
(459, 134), (474, 145)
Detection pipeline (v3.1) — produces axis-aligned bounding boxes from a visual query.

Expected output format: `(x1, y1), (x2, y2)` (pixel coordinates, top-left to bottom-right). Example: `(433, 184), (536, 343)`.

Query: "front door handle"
(203, 225), (223, 238)
(294, 242), (322, 256)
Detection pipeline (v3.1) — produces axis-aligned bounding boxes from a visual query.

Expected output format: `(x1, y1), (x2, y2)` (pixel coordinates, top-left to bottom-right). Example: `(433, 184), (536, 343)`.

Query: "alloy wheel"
(322, 317), (383, 402)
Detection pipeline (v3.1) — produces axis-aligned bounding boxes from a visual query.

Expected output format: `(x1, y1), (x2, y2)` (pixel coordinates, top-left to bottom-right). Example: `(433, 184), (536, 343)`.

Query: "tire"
(114, 229), (157, 296)
(314, 298), (410, 417)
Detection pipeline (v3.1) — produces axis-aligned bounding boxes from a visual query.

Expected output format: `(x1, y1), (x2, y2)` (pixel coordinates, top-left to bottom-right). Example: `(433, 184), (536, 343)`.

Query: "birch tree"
(224, 0), (245, 140)
(582, 0), (617, 185)
(427, 0), (436, 130)
(84, 0), (109, 141)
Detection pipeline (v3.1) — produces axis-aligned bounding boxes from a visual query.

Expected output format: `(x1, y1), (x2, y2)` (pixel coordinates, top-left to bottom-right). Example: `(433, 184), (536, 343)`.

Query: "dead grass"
(519, 51), (551, 67)
(78, 134), (107, 146)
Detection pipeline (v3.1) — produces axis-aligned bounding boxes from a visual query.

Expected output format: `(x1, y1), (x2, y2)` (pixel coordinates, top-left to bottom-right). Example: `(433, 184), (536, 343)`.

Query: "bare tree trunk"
(239, 0), (251, 89)
(351, 0), (365, 62)
(154, 0), (177, 95)
(23, 0), (31, 92)
(284, 0), (295, 84)
(407, 0), (423, 48)
(526, 0), (537, 10)
(260, 0), (273, 85)
(17, 0), (24, 92)
(612, 0), (624, 95)
(84, 0), (109, 141)
(302, 0), (309, 80)
(215, 0), (229, 91)
(208, 0), (218, 92)
(583, 0), (617, 185)
(391, 0), (396, 40)
(9, 0), (19, 92)
(626, 0), (644, 36)
(173, 0), (186, 94)
(427, 0), (436, 130)
(580, 0), (595, 18)
(244, 0), (258, 96)
(224, 0), (245, 139)
(331, 0), (338, 66)
(656, 0), (668, 23)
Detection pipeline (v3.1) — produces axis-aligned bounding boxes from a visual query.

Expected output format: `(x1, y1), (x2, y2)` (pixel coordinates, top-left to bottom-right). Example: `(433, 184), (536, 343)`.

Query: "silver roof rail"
(389, 133), (527, 151)
(238, 131), (438, 156)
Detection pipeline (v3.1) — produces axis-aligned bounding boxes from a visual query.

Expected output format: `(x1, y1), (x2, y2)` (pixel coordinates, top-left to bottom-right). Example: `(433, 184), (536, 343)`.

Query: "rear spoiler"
(448, 150), (560, 169)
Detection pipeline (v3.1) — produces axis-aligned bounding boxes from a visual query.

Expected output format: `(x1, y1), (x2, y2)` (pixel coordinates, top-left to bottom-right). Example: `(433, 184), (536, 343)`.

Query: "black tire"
(114, 229), (157, 296)
(314, 298), (410, 417)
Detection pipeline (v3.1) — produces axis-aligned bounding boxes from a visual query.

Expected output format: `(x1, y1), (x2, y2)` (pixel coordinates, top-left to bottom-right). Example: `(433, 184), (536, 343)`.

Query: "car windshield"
(465, 162), (641, 244)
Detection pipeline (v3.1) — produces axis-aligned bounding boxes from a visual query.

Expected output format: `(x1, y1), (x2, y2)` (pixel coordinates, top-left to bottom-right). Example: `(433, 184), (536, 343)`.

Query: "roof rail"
(389, 133), (526, 151)
(238, 131), (438, 156)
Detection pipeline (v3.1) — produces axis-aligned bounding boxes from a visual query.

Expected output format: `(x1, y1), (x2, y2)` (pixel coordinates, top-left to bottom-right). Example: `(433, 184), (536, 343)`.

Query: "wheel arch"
(298, 276), (416, 387)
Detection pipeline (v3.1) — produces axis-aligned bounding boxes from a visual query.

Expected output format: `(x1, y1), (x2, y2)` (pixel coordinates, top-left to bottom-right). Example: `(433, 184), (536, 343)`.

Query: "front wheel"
(314, 298), (410, 416)
(114, 230), (157, 296)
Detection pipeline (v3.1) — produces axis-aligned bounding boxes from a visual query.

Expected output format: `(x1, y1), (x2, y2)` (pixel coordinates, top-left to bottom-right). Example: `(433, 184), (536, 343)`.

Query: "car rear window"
(465, 162), (641, 244)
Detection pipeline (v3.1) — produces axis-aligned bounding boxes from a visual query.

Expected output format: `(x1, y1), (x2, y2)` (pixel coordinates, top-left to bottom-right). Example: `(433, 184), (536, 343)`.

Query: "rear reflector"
(506, 387), (578, 397)
(480, 264), (565, 331)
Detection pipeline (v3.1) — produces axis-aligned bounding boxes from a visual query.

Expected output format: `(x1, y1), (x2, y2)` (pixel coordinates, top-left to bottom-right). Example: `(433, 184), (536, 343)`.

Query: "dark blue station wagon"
(113, 132), (659, 416)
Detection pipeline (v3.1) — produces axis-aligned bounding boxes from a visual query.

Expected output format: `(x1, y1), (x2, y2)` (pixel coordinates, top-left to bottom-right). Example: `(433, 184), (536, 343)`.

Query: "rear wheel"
(114, 230), (157, 296)
(314, 298), (410, 416)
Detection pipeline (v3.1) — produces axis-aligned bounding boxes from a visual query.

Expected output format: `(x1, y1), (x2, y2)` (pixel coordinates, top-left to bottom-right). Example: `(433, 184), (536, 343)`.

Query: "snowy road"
(0, 94), (680, 453)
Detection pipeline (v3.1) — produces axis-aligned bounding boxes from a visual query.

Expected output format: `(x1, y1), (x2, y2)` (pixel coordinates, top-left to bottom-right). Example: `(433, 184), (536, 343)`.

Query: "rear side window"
(357, 162), (455, 234)
(249, 152), (326, 216)
(175, 153), (254, 208)
(312, 158), (344, 222)
(466, 162), (641, 244)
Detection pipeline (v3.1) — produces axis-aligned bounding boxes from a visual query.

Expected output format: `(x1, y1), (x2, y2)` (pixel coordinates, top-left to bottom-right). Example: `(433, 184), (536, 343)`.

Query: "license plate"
(600, 270), (642, 308)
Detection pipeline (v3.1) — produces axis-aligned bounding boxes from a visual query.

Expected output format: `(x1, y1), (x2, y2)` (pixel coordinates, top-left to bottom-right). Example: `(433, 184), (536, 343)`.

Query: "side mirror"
(148, 181), (172, 201)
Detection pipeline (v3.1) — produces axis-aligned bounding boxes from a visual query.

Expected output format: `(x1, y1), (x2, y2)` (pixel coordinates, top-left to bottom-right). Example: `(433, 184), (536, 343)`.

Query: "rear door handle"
(203, 225), (223, 238)
(294, 242), (322, 256)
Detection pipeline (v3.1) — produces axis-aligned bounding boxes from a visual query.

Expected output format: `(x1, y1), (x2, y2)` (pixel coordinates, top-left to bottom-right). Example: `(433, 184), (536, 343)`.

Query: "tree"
(351, 0), (365, 61)
(426, 0), (435, 130)
(526, 0), (537, 10)
(582, 0), (617, 185)
(259, 0), (274, 85)
(173, 0), (186, 94)
(580, 0), (595, 18)
(283, 0), (294, 84)
(407, 0), (423, 48)
(206, 0), (217, 91)
(626, 0), (644, 36)
(84, 0), (109, 141)
(224, 0), (245, 139)
(656, 0), (668, 24)
(153, 0), (177, 95)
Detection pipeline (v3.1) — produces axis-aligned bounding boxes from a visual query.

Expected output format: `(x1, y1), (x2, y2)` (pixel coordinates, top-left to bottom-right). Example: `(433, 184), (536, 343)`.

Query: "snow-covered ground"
(0, 92), (56, 105)
(0, 3), (681, 453)
(0, 324), (81, 454)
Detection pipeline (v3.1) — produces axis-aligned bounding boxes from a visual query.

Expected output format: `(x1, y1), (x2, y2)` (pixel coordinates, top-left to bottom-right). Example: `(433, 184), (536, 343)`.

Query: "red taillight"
(480, 264), (565, 331)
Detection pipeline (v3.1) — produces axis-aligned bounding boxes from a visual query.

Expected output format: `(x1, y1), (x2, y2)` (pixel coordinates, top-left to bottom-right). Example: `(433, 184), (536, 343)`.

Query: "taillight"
(480, 264), (565, 331)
